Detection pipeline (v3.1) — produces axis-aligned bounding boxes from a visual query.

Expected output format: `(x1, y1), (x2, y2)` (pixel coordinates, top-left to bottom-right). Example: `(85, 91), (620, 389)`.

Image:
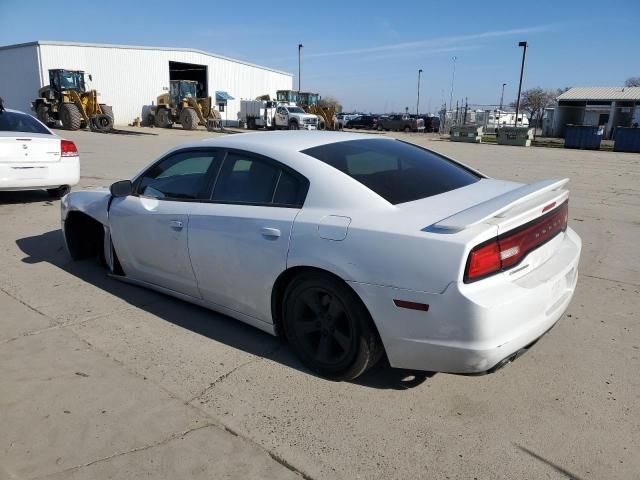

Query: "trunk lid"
(0, 133), (61, 164)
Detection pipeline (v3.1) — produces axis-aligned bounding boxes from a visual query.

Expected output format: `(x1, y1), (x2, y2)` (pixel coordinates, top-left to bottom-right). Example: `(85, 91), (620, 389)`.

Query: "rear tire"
(46, 185), (70, 198)
(283, 272), (383, 380)
(180, 108), (199, 130)
(155, 108), (172, 128)
(60, 103), (82, 130)
(404, 126), (411, 133)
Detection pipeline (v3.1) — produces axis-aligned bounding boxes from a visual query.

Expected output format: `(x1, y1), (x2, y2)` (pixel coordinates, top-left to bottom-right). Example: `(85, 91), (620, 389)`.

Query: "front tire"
(60, 103), (82, 130)
(288, 121), (299, 130)
(283, 272), (382, 380)
(180, 108), (199, 130)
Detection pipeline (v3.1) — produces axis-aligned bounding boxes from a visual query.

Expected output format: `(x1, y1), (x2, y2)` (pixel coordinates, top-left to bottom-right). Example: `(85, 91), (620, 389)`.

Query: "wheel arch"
(270, 265), (381, 342)
(63, 210), (105, 261)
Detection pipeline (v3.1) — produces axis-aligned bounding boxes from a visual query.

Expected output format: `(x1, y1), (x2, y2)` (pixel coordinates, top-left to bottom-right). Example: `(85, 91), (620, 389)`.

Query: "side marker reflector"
(393, 299), (429, 312)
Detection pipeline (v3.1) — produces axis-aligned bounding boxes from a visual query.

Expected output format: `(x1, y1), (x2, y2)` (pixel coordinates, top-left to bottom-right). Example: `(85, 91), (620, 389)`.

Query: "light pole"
(499, 83), (506, 110)
(297, 43), (304, 94)
(416, 69), (423, 116)
(514, 41), (527, 126)
(449, 56), (457, 113)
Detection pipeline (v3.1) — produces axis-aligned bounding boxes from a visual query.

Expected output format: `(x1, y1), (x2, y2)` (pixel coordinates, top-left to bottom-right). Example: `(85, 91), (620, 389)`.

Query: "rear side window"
(211, 152), (308, 207)
(0, 112), (50, 134)
(302, 139), (480, 204)
(212, 153), (279, 204)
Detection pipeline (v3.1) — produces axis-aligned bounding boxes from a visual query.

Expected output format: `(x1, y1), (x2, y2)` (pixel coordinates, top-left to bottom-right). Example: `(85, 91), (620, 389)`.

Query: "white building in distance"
(0, 40), (292, 126)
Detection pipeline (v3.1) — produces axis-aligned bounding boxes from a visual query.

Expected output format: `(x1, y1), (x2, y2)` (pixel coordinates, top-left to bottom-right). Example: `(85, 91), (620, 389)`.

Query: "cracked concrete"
(1, 127), (639, 479)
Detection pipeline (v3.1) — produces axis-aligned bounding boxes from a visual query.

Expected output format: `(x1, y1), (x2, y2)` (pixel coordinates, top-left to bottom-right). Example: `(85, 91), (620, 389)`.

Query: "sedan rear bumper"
(0, 157), (79, 191)
(349, 227), (582, 374)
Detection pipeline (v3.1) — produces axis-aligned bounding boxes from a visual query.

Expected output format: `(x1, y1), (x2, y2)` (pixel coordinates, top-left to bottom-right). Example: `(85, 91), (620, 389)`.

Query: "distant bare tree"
(518, 87), (557, 128)
(318, 96), (342, 112)
(556, 86), (571, 95)
(624, 77), (640, 87)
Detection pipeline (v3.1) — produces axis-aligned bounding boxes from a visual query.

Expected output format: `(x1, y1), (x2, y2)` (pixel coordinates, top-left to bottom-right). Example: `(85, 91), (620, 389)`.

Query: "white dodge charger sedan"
(61, 131), (581, 380)
(0, 105), (79, 197)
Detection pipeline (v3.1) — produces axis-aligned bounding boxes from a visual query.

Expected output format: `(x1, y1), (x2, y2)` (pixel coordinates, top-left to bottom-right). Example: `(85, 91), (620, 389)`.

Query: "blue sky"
(1, 0), (638, 113)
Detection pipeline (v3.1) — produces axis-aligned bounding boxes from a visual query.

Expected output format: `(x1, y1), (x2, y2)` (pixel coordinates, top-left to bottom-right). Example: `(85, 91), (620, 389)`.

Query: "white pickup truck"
(240, 100), (318, 130)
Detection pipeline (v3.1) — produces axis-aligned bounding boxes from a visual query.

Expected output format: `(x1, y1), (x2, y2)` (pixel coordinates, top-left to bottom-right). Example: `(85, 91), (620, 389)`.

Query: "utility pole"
(499, 83), (506, 110)
(515, 41), (528, 126)
(297, 43), (304, 94)
(416, 69), (423, 116)
(463, 97), (468, 124)
(449, 56), (457, 114)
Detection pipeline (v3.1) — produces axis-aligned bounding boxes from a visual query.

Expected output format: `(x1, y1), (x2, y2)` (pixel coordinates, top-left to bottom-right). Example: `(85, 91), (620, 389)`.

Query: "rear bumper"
(349, 228), (582, 374)
(0, 157), (79, 191)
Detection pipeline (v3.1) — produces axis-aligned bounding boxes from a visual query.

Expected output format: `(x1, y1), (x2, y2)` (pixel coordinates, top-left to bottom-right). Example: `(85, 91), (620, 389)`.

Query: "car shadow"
(0, 190), (58, 205)
(16, 229), (435, 390)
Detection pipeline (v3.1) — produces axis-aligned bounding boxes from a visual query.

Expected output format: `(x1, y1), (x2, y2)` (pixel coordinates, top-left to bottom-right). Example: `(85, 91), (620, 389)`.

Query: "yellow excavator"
(149, 80), (221, 130)
(32, 69), (114, 132)
(276, 90), (337, 130)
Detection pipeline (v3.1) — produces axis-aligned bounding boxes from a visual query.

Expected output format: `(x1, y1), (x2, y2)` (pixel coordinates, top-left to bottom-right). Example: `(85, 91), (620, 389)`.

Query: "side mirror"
(110, 180), (133, 197)
(88, 74), (93, 81)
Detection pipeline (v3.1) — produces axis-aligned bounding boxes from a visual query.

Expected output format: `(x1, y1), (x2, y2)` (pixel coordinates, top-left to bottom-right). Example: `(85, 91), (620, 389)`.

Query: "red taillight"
(61, 140), (78, 157)
(466, 240), (502, 280)
(464, 201), (569, 283)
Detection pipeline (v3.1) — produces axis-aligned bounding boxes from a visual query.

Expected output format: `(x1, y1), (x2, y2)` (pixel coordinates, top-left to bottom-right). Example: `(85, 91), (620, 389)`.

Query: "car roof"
(187, 131), (386, 153)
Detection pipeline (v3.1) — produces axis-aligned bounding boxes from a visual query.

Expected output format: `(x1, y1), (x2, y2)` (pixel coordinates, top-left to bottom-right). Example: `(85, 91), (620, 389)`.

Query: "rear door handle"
(169, 220), (184, 230)
(261, 227), (281, 238)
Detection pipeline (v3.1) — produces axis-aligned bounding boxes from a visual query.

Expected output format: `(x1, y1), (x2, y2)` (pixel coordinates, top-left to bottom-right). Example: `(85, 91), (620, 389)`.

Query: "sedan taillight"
(464, 201), (569, 283)
(61, 140), (78, 157)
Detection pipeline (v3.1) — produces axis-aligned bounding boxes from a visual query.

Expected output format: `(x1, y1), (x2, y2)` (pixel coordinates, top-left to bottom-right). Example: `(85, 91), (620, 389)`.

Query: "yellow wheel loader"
(149, 80), (221, 131)
(32, 69), (114, 132)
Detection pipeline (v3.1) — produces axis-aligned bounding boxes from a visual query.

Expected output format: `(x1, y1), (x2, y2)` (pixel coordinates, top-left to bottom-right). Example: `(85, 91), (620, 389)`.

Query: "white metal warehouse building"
(0, 40), (293, 126)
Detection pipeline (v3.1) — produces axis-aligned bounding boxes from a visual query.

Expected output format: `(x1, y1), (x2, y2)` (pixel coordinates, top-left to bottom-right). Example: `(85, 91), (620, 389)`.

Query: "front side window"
(0, 112), (50, 134)
(137, 150), (218, 200)
(302, 139), (480, 205)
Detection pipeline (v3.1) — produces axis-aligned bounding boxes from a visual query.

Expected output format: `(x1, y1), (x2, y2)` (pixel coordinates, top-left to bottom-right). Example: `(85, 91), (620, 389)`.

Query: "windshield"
(287, 107), (305, 114)
(0, 111), (50, 134)
(181, 82), (197, 98)
(57, 71), (85, 90)
(302, 138), (480, 204)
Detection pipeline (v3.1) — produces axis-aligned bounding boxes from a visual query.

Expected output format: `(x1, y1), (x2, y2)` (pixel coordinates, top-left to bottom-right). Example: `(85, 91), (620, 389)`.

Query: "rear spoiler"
(429, 178), (569, 233)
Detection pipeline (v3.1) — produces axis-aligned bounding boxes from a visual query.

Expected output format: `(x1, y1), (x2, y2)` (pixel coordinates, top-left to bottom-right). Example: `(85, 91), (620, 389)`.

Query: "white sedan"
(61, 131), (581, 380)
(0, 104), (79, 197)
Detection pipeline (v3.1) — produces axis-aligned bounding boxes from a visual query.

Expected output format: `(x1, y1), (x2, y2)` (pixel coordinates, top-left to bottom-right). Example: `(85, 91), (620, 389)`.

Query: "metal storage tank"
(564, 125), (603, 150)
(613, 127), (640, 153)
(0, 41), (293, 126)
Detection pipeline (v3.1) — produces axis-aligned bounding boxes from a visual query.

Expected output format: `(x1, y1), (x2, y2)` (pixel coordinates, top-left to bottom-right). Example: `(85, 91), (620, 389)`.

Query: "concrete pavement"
(1, 127), (638, 479)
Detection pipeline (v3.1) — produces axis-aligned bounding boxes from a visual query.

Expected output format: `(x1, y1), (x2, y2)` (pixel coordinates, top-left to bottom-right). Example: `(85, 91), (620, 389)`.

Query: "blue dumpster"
(613, 127), (640, 153)
(564, 125), (603, 150)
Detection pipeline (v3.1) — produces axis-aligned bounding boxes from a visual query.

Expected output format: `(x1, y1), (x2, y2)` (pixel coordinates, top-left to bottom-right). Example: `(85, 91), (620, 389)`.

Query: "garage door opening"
(169, 61), (208, 98)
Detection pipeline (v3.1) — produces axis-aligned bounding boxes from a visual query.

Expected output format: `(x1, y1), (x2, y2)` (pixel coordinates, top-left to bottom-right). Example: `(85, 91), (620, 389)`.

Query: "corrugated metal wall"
(0, 44), (41, 112)
(5, 43), (292, 125)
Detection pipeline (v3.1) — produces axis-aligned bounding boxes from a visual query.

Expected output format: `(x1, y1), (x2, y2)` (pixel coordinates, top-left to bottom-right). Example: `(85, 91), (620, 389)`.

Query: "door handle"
(261, 227), (281, 238)
(169, 220), (184, 230)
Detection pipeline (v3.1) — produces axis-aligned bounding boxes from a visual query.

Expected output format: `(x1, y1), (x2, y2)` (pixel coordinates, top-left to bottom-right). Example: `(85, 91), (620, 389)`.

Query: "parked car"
(61, 131), (581, 380)
(377, 114), (424, 132)
(345, 115), (377, 129)
(0, 102), (79, 197)
(418, 115), (440, 133)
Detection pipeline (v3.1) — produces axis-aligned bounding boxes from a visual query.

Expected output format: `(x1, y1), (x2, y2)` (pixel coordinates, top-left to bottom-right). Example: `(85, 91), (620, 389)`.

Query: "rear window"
(302, 139), (480, 204)
(0, 111), (50, 135)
